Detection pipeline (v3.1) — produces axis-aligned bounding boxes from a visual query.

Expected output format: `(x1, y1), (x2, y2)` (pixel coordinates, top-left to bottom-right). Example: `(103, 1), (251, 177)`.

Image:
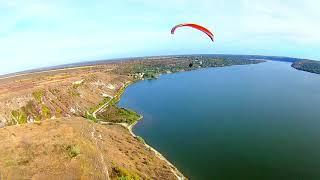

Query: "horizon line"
(0, 53), (311, 78)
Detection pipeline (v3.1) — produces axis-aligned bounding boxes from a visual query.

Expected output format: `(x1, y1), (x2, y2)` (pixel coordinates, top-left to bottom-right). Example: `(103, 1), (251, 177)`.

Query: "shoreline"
(98, 80), (186, 179)
(99, 117), (186, 180)
(127, 119), (185, 180)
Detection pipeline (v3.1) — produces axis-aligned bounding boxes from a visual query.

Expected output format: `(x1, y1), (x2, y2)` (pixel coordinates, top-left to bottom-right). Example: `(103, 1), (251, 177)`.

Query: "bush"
(41, 105), (51, 119)
(32, 90), (45, 103)
(11, 110), (27, 124)
(112, 166), (140, 180)
(66, 145), (80, 158)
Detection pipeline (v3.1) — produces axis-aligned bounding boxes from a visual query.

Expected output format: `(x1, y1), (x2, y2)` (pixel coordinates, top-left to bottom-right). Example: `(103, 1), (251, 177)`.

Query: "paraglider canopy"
(171, 23), (215, 42)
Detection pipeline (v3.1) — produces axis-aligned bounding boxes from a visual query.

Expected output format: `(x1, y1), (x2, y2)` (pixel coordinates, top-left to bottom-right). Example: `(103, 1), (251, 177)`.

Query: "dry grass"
(0, 118), (178, 179)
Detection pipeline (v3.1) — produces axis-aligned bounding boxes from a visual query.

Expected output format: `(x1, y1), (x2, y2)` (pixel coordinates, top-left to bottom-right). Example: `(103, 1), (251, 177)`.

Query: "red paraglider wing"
(171, 23), (214, 42)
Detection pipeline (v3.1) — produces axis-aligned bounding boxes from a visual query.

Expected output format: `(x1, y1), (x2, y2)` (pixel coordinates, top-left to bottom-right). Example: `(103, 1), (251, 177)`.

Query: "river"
(119, 61), (320, 179)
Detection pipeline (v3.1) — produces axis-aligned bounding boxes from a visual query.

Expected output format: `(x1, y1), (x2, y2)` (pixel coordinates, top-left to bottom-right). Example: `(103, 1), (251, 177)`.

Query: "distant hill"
(292, 60), (320, 74)
(199, 54), (302, 62)
(0, 54), (303, 79)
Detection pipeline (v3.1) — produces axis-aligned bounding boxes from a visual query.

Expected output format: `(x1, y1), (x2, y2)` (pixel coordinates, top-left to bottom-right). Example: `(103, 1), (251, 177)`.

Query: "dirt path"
(92, 82), (128, 118)
(92, 98), (113, 118)
(89, 124), (110, 179)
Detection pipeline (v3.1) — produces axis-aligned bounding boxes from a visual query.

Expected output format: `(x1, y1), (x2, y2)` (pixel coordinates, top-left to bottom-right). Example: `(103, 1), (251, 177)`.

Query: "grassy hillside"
(0, 118), (178, 179)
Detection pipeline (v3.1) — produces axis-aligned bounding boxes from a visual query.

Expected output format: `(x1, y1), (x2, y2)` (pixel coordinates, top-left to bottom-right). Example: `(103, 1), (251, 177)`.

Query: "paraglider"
(171, 23), (215, 42)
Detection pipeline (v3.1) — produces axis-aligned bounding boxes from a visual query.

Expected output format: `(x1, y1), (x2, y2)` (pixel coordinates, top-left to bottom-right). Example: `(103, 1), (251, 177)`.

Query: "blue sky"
(0, 0), (319, 75)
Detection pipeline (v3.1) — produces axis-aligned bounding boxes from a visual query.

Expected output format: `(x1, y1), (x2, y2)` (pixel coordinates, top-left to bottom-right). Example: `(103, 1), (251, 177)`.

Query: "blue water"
(118, 61), (320, 180)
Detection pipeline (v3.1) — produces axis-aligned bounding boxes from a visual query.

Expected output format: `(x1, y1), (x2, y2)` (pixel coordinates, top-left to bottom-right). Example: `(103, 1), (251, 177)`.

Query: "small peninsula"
(291, 60), (320, 74)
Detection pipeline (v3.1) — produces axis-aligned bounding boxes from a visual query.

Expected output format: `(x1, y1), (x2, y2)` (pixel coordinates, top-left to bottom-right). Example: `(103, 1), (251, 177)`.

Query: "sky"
(0, 0), (320, 75)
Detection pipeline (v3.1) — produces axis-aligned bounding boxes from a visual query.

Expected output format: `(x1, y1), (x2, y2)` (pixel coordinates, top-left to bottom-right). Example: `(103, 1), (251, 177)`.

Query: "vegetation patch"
(120, 56), (264, 81)
(72, 82), (82, 89)
(88, 97), (111, 114)
(55, 106), (63, 117)
(88, 82), (141, 125)
(83, 111), (98, 123)
(11, 109), (27, 124)
(41, 105), (51, 119)
(97, 106), (140, 124)
(32, 89), (45, 103)
(66, 145), (80, 158)
(109, 82), (131, 105)
(143, 72), (158, 79)
(34, 121), (42, 125)
(112, 166), (140, 180)
(136, 136), (145, 144)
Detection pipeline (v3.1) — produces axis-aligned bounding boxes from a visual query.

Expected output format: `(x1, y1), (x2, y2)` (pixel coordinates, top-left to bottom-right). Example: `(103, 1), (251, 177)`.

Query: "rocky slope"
(0, 64), (131, 127)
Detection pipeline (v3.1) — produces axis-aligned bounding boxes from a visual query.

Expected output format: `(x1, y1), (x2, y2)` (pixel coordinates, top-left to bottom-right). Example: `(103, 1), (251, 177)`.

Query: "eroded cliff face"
(0, 64), (132, 126)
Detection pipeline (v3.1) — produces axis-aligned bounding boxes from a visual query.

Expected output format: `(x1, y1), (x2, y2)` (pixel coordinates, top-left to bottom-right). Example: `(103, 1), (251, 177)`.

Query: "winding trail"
(92, 83), (127, 118)
(92, 98), (113, 118)
(89, 124), (110, 180)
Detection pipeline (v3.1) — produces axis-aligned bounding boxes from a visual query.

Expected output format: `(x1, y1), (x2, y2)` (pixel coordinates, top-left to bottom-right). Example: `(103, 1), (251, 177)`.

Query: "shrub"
(41, 105), (51, 119)
(112, 166), (140, 180)
(66, 145), (80, 158)
(11, 110), (27, 124)
(32, 90), (45, 103)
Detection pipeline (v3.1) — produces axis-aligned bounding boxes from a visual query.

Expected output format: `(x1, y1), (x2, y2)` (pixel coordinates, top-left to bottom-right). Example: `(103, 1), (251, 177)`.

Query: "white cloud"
(238, 0), (320, 43)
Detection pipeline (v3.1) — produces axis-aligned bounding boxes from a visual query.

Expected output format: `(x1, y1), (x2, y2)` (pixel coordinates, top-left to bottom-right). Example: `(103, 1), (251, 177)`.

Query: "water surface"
(119, 61), (320, 179)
